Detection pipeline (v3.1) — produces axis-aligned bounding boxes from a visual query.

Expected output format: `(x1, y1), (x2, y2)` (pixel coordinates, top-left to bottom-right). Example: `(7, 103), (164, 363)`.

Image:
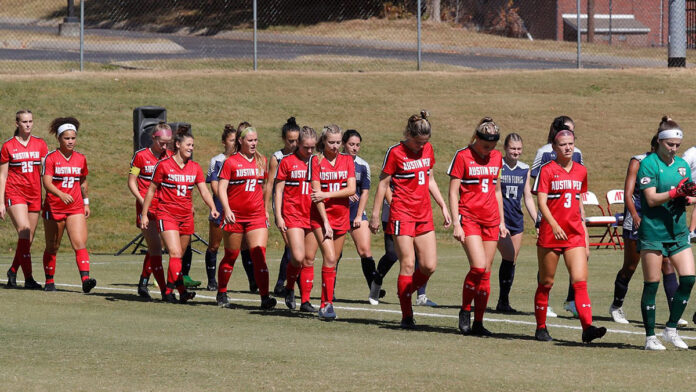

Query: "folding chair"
(605, 189), (625, 250)
(582, 191), (618, 249)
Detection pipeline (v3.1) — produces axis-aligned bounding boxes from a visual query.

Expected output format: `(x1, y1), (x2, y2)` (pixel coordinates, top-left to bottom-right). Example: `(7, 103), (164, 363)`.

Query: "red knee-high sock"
(149, 255), (166, 289)
(17, 238), (33, 278)
(461, 267), (485, 310)
(473, 271), (491, 322)
(250, 246), (270, 297)
(141, 253), (152, 279)
(167, 257), (183, 295)
(397, 275), (414, 318)
(534, 283), (553, 329)
(217, 249), (239, 294)
(10, 238), (26, 274)
(286, 262), (301, 290)
(43, 252), (57, 284)
(573, 281), (593, 330)
(411, 268), (430, 293)
(299, 265), (314, 303)
(75, 248), (90, 282)
(321, 266), (336, 306)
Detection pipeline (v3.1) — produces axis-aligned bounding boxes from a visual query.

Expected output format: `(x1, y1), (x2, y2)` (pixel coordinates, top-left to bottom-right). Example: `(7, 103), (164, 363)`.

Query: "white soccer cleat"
(677, 318), (689, 327)
(546, 306), (558, 318)
(644, 335), (666, 351)
(662, 327), (689, 349)
(609, 305), (629, 324)
(564, 301), (578, 317)
(368, 281), (381, 306)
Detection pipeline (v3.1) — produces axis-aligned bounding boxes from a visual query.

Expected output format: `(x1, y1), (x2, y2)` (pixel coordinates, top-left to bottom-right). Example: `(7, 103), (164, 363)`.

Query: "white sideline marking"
(4, 279), (696, 341)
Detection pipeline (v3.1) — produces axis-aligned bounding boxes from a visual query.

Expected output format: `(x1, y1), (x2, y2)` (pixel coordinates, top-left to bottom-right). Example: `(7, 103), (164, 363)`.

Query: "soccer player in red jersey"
(448, 117), (508, 336)
(41, 117), (96, 293)
(274, 126), (318, 312)
(128, 121), (173, 299)
(369, 111), (452, 329)
(532, 129), (606, 343)
(140, 126), (219, 304)
(309, 125), (356, 319)
(1, 110), (47, 289)
(216, 126), (277, 310)
(266, 117), (300, 296)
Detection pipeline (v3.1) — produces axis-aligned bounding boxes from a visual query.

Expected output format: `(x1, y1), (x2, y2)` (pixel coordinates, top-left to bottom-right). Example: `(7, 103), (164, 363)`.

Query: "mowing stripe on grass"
(5, 279), (695, 341)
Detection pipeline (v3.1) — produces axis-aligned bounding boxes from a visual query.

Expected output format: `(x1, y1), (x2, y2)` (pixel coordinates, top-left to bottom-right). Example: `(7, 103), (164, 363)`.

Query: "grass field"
(2, 244), (696, 391)
(2, 68), (696, 252)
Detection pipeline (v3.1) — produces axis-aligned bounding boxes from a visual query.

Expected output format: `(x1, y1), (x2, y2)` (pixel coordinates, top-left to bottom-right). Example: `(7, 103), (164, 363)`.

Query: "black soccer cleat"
(206, 280), (218, 292)
(495, 302), (517, 314)
(137, 278), (151, 300)
(179, 290), (196, 304)
(379, 289), (386, 299)
(273, 283), (287, 297)
(81, 278), (97, 293)
(535, 327), (553, 342)
(458, 309), (472, 335)
(260, 295), (277, 310)
(44, 282), (56, 292)
(284, 289), (296, 310)
(299, 301), (315, 313)
(581, 325), (607, 343)
(162, 292), (177, 304)
(471, 321), (492, 336)
(24, 277), (42, 290)
(6, 269), (17, 288)
(216, 292), (230, 308)
(400, 316), (416, 330)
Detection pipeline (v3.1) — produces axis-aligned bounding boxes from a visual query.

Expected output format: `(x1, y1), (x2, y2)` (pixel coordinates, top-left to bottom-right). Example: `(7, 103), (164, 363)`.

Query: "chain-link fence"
(0, 0), (689, 73)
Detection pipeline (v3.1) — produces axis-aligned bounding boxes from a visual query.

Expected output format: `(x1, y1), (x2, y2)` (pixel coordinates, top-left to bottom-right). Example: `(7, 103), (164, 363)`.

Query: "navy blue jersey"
(207, 154), (226, 224)
(349, 155), (371, 221)
(623, 152), (649, 237)
(530, 143), (583, 178)
(501, 160), (529, 235)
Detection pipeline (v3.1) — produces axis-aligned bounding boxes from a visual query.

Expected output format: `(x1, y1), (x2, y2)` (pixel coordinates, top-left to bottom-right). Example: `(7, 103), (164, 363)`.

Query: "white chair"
(582, 191), (618, 249)
(605, 189), (625, 249)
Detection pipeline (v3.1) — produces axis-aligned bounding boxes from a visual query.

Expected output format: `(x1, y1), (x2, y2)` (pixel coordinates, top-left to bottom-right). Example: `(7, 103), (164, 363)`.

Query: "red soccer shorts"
(283, 213), (310, 230)
(157, 214), (194, 235)
(6, 193), (41, 212)
(460, 216), (500, 241)
(384, 220), (434, 237)
(43, 208), (84, 222)
(135, 203), (156, 228)
(222, 217), (268, 234)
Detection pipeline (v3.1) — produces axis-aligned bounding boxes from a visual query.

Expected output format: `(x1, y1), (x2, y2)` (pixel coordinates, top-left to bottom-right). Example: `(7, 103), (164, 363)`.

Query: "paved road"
(0, 23), (607, 70)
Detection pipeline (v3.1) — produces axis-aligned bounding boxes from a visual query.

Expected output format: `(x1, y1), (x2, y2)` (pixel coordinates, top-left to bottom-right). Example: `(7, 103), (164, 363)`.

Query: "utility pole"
(669, 0), (686, 67)
(587, 0), (595, 43)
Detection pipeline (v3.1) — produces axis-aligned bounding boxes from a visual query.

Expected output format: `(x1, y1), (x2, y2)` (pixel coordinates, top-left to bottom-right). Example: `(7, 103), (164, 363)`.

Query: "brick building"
(516, 0), (668, 47)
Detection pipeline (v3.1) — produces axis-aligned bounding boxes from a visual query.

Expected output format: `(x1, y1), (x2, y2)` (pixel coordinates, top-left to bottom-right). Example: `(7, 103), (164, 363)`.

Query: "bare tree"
(428, 0), (441, 22)
(587, 0), (595, 42)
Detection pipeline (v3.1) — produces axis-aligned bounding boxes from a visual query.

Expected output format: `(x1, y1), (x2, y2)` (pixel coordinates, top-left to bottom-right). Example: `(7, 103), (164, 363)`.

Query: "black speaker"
(133, 106), (167, 152)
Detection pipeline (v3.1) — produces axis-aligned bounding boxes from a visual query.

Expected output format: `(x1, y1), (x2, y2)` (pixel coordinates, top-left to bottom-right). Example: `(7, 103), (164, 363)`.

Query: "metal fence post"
(576, 0), (581, 68)
(80, 0), (84, 71)
(669, 0), (687, 67)
(417, 0), (422, 71)
(253, 0), (258, 71)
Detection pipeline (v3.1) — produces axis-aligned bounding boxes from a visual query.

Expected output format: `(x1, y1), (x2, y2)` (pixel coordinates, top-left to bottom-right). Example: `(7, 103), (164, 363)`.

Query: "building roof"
(562, 14), (650, 34)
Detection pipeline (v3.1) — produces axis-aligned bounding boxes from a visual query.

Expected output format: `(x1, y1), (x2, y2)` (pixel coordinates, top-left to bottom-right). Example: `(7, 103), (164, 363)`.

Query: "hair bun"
(287, 117), (297, 126)
(176, 124), (191, 136)
(661, 115), (672, 123)
(420, 110), (429, 120)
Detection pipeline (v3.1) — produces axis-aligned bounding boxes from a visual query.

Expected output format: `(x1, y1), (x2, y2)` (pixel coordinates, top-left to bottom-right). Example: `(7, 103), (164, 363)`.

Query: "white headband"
(658, 128), (683, 140)
(57, 123), (77, 136)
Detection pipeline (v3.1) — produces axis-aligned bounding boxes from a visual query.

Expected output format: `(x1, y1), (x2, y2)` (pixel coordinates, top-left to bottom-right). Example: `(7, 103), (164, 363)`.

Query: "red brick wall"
(520, 0), (667, 47)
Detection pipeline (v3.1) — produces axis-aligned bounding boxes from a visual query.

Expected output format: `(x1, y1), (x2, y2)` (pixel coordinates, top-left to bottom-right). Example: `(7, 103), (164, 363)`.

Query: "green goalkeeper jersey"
(638, 153), (691, 242)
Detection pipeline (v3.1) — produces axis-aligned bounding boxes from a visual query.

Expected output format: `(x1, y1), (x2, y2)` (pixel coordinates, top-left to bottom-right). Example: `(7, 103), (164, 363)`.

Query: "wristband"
(83, 198), (89, 205)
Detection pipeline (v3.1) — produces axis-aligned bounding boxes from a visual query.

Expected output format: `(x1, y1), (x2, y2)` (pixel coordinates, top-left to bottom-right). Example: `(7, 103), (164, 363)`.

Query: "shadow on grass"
(551, 338), (643, 350)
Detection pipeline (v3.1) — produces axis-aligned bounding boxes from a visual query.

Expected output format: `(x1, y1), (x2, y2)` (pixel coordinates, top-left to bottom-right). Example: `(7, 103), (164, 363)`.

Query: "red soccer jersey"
(276, 153), (312, 225)
(533, 161), (588, 248)
(447, 147), (503, 226)
(42, 150), (88, 214)
(1, 136), (48, 201)
(218, 152), (268, 221)
(381, 141), (435, 222)
(311, 153), (355, 231)
(130, 148), (173, 211)
(151, 156), (205, 220)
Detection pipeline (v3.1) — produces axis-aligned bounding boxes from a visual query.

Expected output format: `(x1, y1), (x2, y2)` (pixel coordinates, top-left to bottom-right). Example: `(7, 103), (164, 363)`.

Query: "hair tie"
(57, 123), (77, 136)
(476, 130), (500, 142)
